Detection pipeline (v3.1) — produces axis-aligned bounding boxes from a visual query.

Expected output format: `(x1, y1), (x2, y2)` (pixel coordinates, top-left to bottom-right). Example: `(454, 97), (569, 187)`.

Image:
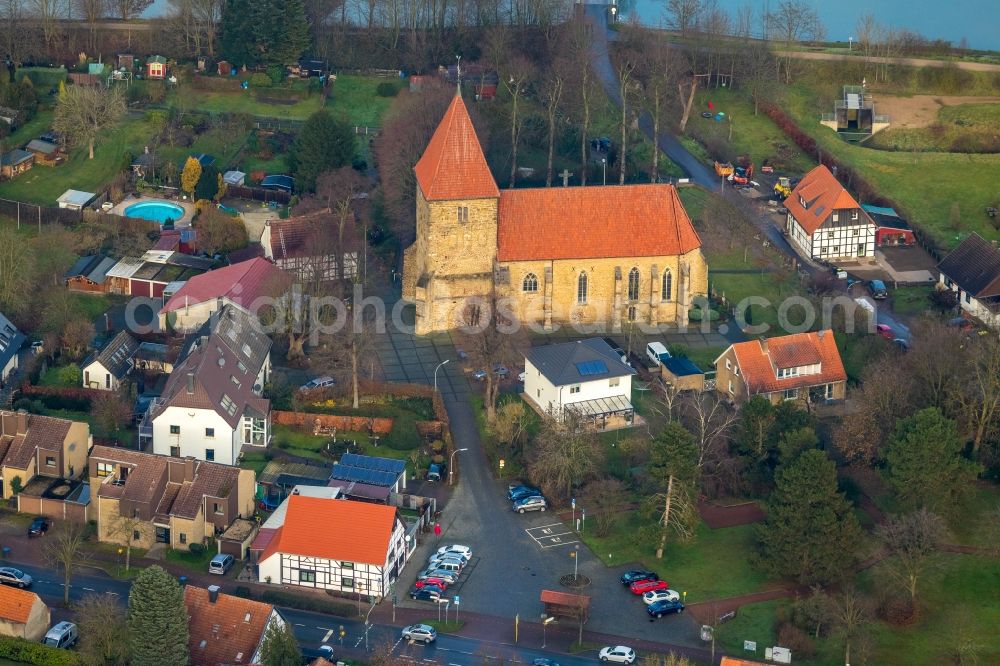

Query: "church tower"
(402, 94), (500, 334)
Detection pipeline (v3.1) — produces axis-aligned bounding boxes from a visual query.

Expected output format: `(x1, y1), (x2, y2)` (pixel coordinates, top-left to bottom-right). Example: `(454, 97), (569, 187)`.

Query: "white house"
(938, 233), (1000, 329)
(784, 165), (876, 262)
(523, 338), (636, 430)
(145, 305), (272, 465)
(82, 331), (139, 391)
(254, 494), (410, 600)
(0, 312), (25, 383)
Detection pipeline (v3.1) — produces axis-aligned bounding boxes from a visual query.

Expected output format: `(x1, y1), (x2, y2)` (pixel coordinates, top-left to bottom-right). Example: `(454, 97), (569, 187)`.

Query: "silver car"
(401, 624), (438, 644)
(513, 495), (547, 513)
(0, 567), (32, 588)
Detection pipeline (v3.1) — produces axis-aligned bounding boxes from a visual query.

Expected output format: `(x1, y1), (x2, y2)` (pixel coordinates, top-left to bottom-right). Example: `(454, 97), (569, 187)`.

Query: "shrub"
(267, 65), (284, 85)
(376, 81), (399, 97)
(0, 636), (80, 665)
(188, 542), (206, 555)
(249, 72), (272, 88)
(776, 622), (816, 658)
(260, 590), (353, 617)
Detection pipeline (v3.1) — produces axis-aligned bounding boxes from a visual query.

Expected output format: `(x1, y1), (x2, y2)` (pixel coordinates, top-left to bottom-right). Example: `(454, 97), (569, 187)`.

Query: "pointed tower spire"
(414, 94), (499, 201)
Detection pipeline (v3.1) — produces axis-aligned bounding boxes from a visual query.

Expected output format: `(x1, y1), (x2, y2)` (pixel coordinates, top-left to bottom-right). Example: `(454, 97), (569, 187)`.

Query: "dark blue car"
(620, 570), (658, 586)
(507, 485), (542, 501)
(647, 599), (685, 618)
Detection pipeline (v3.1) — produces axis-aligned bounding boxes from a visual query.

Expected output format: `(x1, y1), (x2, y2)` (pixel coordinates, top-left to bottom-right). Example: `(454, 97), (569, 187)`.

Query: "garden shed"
(147, 55), (167, 79)
(25, 139), (60, 165)
(223, 170), (246, 186)
(260, 174), (293, 194)
(56, 189), (97, 211)
(661, 356), (705, 392)
(0, 149), (33, 179)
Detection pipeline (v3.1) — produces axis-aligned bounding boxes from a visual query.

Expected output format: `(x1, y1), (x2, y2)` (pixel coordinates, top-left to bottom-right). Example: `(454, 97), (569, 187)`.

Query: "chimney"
(16, 409), (28, 435)
(185, 456), (196, 482)
(0, 411), (15, 436)
(817, 329), (826, 339)
(186, 372), (195, 394)
(759, 338), (769, 355)
(207, 585), (220, 603)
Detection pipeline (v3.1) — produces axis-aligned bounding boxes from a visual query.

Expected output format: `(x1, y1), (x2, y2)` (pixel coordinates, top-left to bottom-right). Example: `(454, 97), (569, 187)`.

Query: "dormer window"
(851, 210), (859, 220)
(832, 212), (839, 222)
(799, 196), (806, 208)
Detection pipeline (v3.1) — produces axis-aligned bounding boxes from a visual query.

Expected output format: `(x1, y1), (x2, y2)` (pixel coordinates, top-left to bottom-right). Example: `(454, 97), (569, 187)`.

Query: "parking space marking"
(525, 524), (579, 549)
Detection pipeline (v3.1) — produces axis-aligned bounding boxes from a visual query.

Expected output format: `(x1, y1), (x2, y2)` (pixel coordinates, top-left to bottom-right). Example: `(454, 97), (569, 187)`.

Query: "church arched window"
(662, 269), (673, 301)
(627, 267), (640, 301)
(522, 273), (538, 293)
(577, 272), (588, 305)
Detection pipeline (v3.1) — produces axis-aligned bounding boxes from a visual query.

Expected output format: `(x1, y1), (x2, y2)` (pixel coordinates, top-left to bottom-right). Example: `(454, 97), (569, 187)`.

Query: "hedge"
(260, 590), (354, 617)
(0, 637), (80, 666)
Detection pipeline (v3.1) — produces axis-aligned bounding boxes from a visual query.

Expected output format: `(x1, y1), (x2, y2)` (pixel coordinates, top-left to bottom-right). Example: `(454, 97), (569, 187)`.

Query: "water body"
(143, 0), (999, 52)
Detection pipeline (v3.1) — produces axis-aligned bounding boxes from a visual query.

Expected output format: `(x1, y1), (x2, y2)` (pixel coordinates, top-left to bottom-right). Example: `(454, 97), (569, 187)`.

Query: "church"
(401, 94), (709, 335)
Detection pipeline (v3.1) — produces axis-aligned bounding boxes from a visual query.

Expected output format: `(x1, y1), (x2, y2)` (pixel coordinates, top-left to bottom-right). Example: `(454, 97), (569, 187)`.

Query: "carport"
(565, 395), (634, 430)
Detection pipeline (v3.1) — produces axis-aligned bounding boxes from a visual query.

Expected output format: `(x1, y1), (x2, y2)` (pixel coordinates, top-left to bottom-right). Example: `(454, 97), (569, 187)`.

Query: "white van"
(646, 342), (671, 367)
(42, 621), (78, 649)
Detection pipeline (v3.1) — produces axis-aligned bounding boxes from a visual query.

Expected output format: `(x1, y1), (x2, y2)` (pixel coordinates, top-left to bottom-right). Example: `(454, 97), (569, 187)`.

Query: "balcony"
(137, 398), (163, 450)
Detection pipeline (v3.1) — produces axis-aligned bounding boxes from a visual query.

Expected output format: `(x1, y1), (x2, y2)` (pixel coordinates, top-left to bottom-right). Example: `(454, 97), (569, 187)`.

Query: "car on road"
(599, 645), (636, 664)
(629, 579), (670, 595)
(875, 324), (895, 339)
(513, 495), (547, 513)
(209, 553), (234, 575)
(868, 279), (888, 300)
(620, 570), (658, 586)
(401, 624), (437, 644)
(647, 598), (685, 618)
(27, 517), (49, 537)
(409, 588), (442, 602)
(0, 567), (32, 589)
(508, 484), (542, 502)
(437, 545), (473, 559)
(532, 659), (561, 666)
(299, 376), (336, 392)
(417, 568), (458, 584)
(415, 577), (449, 591)
(642, 589), (681, 605)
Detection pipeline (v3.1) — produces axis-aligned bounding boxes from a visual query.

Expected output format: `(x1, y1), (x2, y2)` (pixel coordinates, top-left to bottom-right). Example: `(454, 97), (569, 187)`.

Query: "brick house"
(401, 94), (708, 334)
(185, 585), (283, 666)
(714, 330), (847, 406)
(0, 410), (90, 500)
(785, 165), (877, 262)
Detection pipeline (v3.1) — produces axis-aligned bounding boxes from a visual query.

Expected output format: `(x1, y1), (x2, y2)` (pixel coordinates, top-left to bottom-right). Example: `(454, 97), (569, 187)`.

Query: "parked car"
(518, 371), (526, 383)
(508, 485), (542, 502)
(598, 646), (636, 664)
(868, 279), (888, 300)
(647, 599), (685, 618)
(416, 582), (446, 596)
(42, 622), (78, 649)
(409, 588), (441, 602)
(437, 545), (473, 559)
(0, 567), (32, 589)
(299, 376), (336, 392)
(417, 569), (459, 584)
(27, 517), (49, 537)
(533, 659), (561, 666)
(642, 589), (681, 605)
(209, 554), (234, 575)
(629, 579), (669, 595)
(875, 324), (895, 339)
(619, 570), (658, 586)
(473, 365), (509, 381)
(601, 337), (629, 365)
(512, 495), (547, 513)
(401, 624), (437, 644)
(428, 553), (468, 569)
(645, 341), (671, 367)
(414, 577), (449, 591)
(426, 463), (445, 482)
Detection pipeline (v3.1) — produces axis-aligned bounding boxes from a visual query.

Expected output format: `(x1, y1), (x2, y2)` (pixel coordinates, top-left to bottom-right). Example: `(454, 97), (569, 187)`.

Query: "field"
(868, 99), (1000, 152)
(325, 75), (399, 126)
(180, 89), (324, 120)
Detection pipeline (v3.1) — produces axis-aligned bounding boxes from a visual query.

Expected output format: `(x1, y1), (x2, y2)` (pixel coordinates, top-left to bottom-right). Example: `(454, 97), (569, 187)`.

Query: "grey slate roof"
(938, 233), (1000, 299)
(64, 255), (116, 285)
(25, 139), (58, 155)
(89, 330), (139, 380)
(528, 338), (636, 387)
(0, 312), (25, 373)
(1, 149), (32, 167)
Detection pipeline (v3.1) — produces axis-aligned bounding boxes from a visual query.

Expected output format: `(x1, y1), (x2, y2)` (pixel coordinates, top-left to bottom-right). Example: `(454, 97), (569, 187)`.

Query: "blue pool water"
(123, 200), (186, 224)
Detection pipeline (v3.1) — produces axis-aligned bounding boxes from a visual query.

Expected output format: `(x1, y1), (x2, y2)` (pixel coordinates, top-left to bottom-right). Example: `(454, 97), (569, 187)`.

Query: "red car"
(415, 577), (449, 591)
(630, 579), (670, 595)
(876, 324), (895, 340)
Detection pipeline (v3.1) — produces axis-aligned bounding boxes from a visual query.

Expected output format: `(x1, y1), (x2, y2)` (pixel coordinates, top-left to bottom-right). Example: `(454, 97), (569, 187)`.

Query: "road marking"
(82, 587), (95, 592)
(321, 629), (333, 642)
(294, 623), (305, 627)
(540, 538), (579, 548)
(526, 525), (579, 549)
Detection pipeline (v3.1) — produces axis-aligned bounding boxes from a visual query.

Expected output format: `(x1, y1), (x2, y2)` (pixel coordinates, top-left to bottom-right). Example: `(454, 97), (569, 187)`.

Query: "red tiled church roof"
(497, 184), (701, 262)
(413, 95), (499, 202)
(785, 165), (868, 235)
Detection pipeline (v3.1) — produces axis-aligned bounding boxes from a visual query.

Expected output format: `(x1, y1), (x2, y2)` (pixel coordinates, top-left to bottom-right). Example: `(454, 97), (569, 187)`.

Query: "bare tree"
(502, 56), (534, 188)
(311, 304), (376, 410)
(53, 85), (127, 160)
(109, 515), (151, 572)
(615, 51), (637, 185)
(955, 333), (1000, 454)
(765, 0), (825, 82)
(28, 0), (67, 54)
(455, 291), (523, 423)
(831, 588), (872, 666)
(876, 509), (949, 604)
(676, 74), (700, 133)
(75, 594), (130, 666)
(74, 0), (107, 52)
(664, 0), (702, 37)
(109, 0), (153, 47)
(0, 228), (34, 318)
(43, 520), (89, 606)
(1, 0), (29, 64)
(679, 391), (736, 472)
(579, 477), (628, 537)
(635, 38), (678, 182)
(540, 64), (565, 187)
(527, 410), (604, 503)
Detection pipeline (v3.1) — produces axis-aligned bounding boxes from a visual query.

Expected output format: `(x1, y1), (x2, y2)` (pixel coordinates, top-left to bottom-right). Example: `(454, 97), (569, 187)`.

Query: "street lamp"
(601, 158), (607, 186)
(542, 615), (556, 648)
(434, 359), (450, 393)
(573, 544), (580, 580)
(364, 597), (376, 651)
(448, 448), (469, 486)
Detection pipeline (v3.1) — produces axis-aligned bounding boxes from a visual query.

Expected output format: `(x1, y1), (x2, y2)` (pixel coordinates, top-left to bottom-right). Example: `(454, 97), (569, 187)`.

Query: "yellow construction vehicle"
(773, 176), (793, 199)
(714, 161), (734, 178)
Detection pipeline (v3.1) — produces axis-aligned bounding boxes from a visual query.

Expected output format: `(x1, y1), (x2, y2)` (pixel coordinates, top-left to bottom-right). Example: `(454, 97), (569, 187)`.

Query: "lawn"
(867, 103), (1000, 153)
(33, 407), (134, 446)
(715, 599), (781, 659)
(578, 517), (774, 601)
(326, 75), (399, 127)
(890, 285), (933, 316)
(239, 451), (272, 475)
(709, 270), (802, 333)
(181, 89), (325, 120)
(684, 87), (816, 175)
(158, 126), (250, 174)
(270, 424), (417, 472)
(2, 109), (54, 148)
(0, 113), (158, 205)
(947, 484), (1000, 548)
(165, 545), (216, 573)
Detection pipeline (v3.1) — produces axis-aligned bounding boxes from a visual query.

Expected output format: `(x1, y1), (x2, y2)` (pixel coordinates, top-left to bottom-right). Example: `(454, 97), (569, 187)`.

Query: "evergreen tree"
(885, 407), (981, 515)
(195, 164), (220, 201)
(252, 0), (311, 66)
(126, 566), (188, 666)
(289, 110), (355, 192)
(219, 0), (257, 67)
(259, 621), (300, 666)
(755, 450), (861, 584)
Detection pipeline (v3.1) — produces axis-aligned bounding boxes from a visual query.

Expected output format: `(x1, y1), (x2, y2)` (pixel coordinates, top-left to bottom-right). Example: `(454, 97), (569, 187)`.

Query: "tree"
(490, 399), (533, 460)
(615, 51), (637, 185)
(885, 408), (981, 515)
(259, 620), (299, 666)
(501, 56), (534, 188)
(527, 411), (603, 503)
(579, 477), (628, 537)
(52, 81), (126, 160)
(679, 391), (736, 474)
(43, 520), (88, 606)
(776, 426), (818, 465)
(29, 0), (66, 53)
(61, 319), (95, 361)
(665, 0), (702, 37)
(831, 588), (873, 666)
(876, 509), (949, 605)
(92, 390), (132, 437)
(834, 356), (912, 466)
(648, 421), (700, 558)
(76, 593), (130, 666)
(540, 65), (565, 187)
(181, 156), (202, 197)
(109, 514), (150, 572)
(196, 207), (249, 255)
(127, 565), (188, 666)
(195, 163), (220, 201)
(310, 304), (376, 409)
(0, 228), (34, 318)
(755, 450), (861, 584)
(250, 0), (310, 66)
(110, 0), (151, 20)
(955, 333), (1000, 455)
(455, 291), (522, 423)
(289, 110), (355, 192)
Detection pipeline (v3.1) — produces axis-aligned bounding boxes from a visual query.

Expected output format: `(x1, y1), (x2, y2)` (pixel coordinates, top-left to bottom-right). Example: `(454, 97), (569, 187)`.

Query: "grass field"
(868, 103), (1000, 153)
(182, 89), (325, 120)
(0, 113), (157, 205)
(890, 285), (934, 316)
(326, 75), (399, 126)
(158, 126), (250, 174)
(165, 545), (216, 573)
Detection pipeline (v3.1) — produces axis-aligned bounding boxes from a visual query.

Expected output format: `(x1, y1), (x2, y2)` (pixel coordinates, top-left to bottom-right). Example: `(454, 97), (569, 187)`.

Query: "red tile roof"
(185, 586), (274, 666)
(160, 258), (290, 314)
(413, 95), (499, 202)
(0, 585), (41, 624)
(785, 165), (869, 235)
(0, 411), (73, 471)
(259, 495), (398, 566)
(497, 184), (702, 261)
(728, 330), (846, 395)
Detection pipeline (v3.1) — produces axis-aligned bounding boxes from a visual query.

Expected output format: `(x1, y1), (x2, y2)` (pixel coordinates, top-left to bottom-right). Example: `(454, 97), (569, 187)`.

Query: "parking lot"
(526, 523), (580, 550)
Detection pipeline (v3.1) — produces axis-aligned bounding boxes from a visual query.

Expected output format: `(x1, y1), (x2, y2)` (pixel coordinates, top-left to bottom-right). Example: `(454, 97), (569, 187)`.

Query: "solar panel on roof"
(575, 360), (608, 376)
(339, 453), (407, 475)
(330, 463), (399, 487)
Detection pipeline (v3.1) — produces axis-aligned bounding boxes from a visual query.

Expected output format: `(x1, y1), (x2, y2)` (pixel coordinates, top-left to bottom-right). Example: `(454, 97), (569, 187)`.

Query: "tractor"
(773, 176), (793, 199)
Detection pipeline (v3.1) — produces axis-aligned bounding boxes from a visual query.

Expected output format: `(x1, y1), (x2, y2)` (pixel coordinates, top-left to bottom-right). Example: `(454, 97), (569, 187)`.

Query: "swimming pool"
(123, 200), (186, 224)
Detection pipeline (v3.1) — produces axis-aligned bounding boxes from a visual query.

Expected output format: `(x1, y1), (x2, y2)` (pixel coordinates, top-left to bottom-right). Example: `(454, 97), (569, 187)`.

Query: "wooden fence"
(0, 196), (158, 233)
(226, 184), (291, 204)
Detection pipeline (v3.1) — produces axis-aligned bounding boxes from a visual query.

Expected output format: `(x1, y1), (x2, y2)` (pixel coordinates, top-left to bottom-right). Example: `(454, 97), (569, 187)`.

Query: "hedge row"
(260, 589), (355, 617)
(0, 637), (80, 666)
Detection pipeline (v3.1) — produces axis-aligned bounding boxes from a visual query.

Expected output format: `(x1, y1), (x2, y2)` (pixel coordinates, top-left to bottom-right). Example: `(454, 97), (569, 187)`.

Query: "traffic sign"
(571, 497), (576, 509)
(454, 595), (460, 605)
(499, 459), (505, 469)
